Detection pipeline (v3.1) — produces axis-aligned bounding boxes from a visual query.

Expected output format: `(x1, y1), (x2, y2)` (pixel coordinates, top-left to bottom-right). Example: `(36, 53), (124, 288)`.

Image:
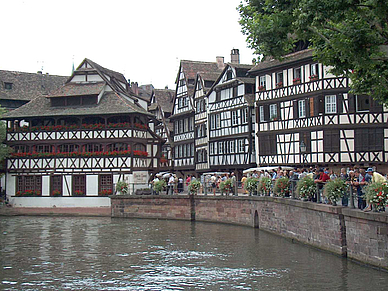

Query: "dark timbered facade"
(207, 61), (256, 177)
(3, 59), (163, 207)
(250, 49), (388, 171)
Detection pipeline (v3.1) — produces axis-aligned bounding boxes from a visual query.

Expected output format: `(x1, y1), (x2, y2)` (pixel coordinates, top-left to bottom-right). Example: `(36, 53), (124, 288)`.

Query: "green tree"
(238, 0), (388, 103)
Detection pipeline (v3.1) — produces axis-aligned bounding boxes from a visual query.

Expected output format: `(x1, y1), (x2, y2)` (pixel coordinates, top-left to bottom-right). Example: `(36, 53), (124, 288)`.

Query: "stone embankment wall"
(111, 195), (388, 270)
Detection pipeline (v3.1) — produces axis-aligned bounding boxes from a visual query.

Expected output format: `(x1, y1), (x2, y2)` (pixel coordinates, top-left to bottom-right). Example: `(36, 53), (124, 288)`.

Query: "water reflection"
(0, 217), (387, 290)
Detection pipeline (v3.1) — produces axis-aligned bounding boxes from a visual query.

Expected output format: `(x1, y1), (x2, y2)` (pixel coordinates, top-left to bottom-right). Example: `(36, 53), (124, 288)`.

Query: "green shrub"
(188, 179), (201, 194)
(219, 179), (232, 193)
(323, 178), (347, 205)
(273, 177), (290, 197)
(153, 179), (166, 193)
(296, 176), (316, 200)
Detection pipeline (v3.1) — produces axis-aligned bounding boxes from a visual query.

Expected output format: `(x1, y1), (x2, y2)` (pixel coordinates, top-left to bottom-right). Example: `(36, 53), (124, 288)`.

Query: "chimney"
(231, 49), (240, 64)
(216, 56), (225, 69)
(131, 82), (139, 95)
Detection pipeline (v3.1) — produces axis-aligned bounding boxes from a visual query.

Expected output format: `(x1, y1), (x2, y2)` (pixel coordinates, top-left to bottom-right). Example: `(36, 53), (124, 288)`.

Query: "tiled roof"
(0, 71), (67, 101)
(3, 91), (151, 119)
(249, 49), (313, 74)
(85, 59), (128, 85)
(180, 60), (222, 81)
(49, 82), (105, 97)
(152, 89), (174, 114)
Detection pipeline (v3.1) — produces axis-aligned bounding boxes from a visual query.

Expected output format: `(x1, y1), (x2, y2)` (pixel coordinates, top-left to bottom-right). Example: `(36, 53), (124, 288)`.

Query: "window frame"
(325, 95), (337, 114)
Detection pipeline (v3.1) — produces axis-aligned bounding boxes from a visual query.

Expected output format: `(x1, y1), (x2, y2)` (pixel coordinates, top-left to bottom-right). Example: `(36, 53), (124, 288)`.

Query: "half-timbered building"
(3, 59), (163, 207)
(171, 60), (222, 177)
(207, 51), (256, 178)
(250, 49), (388, 171)
(148, 88), (175, 171)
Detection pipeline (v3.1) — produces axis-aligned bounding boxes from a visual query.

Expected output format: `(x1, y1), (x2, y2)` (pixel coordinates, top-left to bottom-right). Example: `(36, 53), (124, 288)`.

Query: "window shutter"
(305, 98), (310, 117)
(316, 95), (324, 114)
(233, 86), (238, 97)
(216, 91), (221, 101)
(348, 94), (355, 113)
(293, 100), (298, 119)
(337, 94), (343, 113)
(255, 107), (260, 124)
(264, 105), (270, 121)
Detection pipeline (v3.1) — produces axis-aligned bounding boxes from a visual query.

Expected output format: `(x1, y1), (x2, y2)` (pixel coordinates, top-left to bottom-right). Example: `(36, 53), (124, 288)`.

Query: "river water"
(0, 217), (387, 290)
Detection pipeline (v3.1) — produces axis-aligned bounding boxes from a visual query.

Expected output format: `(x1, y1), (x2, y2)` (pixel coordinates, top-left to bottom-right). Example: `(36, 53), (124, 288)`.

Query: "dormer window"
(4, 82), (13, 90)
(50, 95), (97, 107)
(226, 70), (233, 81)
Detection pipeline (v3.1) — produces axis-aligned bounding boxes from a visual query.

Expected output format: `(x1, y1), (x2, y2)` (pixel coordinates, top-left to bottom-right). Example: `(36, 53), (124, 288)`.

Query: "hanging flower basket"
(257, 177), (272, 196)
(323, 178), (348, 205)
(364, 182), (388, 211)
(296, 176), (315, 200)
(273, 177), (290, 197)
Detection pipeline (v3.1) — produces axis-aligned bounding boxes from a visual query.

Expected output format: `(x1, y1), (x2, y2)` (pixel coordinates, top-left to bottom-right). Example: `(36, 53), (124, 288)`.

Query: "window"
(231, 110), (239, 126)
(210, 114), (216, 130)
(276, 72), (283, 87)
(191, 143), (194, 156)
(82, 95), (97, 105)
(188, 79), (195, 85)
(179, 79), (185, 87)
(67, 96), (81, 106)
(178, 145), (182, 158)
(298, 100), (306, 118)
(293, 67), (301, 82)
(13, 145), (30, 153)
(204, 80), (214, 87)
(184, 118), (188, 132)
(183, 143), (187, 157)
(99, 174), (113, 195)
(209, 143), (214, 155)
(325, 95), (337, 114)
(259, 76), (266, 89)
(310, 63), (319, 78)
(241, 107), (248, 124)
(259, 106), (265, 122)
(16, 176), (42, 195)
(183, 96), (188, 107)
(50, 175), (63, 196)
(238, 139), (245, 153)
(4, 82), (13, 90)
(215, 113), (221, 129)
(179, 119), (184, 133)
(73, 175), (86, 196)
(189, 117), (194, 131)
(174, 121), (179, 134)
(355, 128), (383, 152)
(230, 140), (235, 153)
(196, 101), (200, 113)
(51, 97), (66, 107)
(35, 144), (52, 153)
(58, 144), (79, 153)
(219, 141), (224, 154)
(226, 70), (233, 81)
(356, 95), (370, 112)
(323, 130), (340, 152)
(269, 104), (278, 120)
(107, 143), (129, 151)
(259, 134), (277, 155)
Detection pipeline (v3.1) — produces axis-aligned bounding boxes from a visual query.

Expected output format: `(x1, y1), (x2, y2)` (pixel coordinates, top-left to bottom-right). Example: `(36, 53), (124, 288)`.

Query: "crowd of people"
(242, 166), (387, 211)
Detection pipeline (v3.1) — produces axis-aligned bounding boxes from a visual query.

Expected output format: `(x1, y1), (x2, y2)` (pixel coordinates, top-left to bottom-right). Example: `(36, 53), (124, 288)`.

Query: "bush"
(364, 182), (388, 211)
(116, 180), (129, 195)
(245, 177), (259, 194)
(296, 176), (316, 200)
(219, 179), (232, 194)
(273, 177), (290, 197)
(323, 178), (347, 205)
(188, 179), (201, 194)
(153, 179), (166, 193)
(257, 177), (272, 195)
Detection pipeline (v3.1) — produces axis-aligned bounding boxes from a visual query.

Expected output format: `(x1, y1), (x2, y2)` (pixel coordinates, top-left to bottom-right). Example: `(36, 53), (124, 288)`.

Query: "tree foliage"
(0, 106), (10, 162)
(238, 0), (388, 103)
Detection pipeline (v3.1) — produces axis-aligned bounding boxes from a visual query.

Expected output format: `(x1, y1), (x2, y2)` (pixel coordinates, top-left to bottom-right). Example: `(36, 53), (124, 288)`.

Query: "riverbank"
(0, 205), (111, 217)
(111, 195), (388, 271)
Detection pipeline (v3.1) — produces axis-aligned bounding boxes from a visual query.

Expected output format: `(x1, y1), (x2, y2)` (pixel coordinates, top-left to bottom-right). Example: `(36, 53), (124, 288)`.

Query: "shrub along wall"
(110, 195), (388, 270)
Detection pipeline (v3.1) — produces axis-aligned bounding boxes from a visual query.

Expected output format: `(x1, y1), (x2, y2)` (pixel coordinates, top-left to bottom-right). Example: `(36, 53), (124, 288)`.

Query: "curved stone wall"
(111, 195), (388, 270)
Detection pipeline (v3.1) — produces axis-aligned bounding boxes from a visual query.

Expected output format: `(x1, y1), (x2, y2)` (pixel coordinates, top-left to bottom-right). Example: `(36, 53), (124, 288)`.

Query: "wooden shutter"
(264, 105), (270, 121)
(337, 93), (343, 114)
(348, 94), (355, 113)
(305, 98), (310, 117)
(293, 100), (298, 119)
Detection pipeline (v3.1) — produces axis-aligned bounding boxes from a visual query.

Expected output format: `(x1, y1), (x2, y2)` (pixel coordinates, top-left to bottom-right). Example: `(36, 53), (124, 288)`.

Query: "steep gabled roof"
(249, 49), (313, 74)
(152, 88), (174, 114)
(0, 70), (67, 101)
(3, 91), (152, 119)
(49, 82), (105, 97)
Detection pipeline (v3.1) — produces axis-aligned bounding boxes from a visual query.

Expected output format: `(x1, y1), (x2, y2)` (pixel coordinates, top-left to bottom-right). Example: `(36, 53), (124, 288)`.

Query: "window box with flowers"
(134, 123), (148, 130)
(133, 150), (148, 157)
(99, 189), (112, 196)
(309, 74), (319, 81)
(160, 157), (168, 163)
(293, 78), (301, 84)
(51, 189), (62, 197)
(16, 190), (41, 197)
(276, 82), (283, 88)
(258, 85), (265, 91)
(73, 190), (85, 197)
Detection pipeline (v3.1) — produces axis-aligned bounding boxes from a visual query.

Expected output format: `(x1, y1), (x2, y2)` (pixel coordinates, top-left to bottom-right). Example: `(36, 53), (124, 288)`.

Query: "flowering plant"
(323, 178), (348, 205)
(73, 190), (84, 196)
(296, 176), (315, 200)
(99, 189), (112, 196)
(116, 180), (129, 195)
(293, 78), (301, 83)
(309, 74), (319, 80)
(160, 157), (168, 163)
(52, 189), (61, 197)
(134, 123), (148, 130)
(245, 177), (259, 195)
(273, 177), (290, 197)
(133, 150), (148, 157)
(257, 177), (272, 195)
(188, 179), (201, 194)
(16, 190), (41, 197)
(276, 81), (283, 88)
(364, 182), (388, 211)
(258, 85), (265, 91)
(153, 179), (166, 193)
(219, 179), (232, 194)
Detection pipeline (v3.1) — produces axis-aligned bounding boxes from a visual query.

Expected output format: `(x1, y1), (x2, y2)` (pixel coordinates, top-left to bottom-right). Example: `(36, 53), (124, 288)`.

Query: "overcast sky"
(1, 0), (254, 90)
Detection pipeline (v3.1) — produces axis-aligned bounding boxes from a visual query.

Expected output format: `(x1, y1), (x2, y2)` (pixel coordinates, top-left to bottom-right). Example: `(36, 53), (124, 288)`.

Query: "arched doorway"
(253, 210), (259, 228)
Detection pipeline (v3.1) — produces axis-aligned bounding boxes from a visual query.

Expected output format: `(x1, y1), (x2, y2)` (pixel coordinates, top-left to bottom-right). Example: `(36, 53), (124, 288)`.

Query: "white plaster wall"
(6, 174), (15, 197)
(88, 74), (103, 82)
(63, 175), (72, 196)
(138, 99), (148, 110)
(42, 176), (50, 196)
(87, 175), (98, 196)
(71, 75), (85, 82)
(238, 84), (244, 96)
(8, 197), (111, 208)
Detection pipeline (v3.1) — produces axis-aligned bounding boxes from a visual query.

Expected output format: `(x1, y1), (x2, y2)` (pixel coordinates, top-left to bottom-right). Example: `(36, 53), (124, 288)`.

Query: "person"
(178, 176), (184, 193)
(241, 175), (247, 194)
(364, 167), (387, 211)
(211, 174), (217, 195)
(186, 175), (191, 190)
(168, 174), (174, 195)
(230, 172), (237, 196)
(151, 174), (160, 195)
(329, 170), (337, 180)
(314, 168), (330, 202)
(353, 169), (367, 210)
(252, 170), (259, 178)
